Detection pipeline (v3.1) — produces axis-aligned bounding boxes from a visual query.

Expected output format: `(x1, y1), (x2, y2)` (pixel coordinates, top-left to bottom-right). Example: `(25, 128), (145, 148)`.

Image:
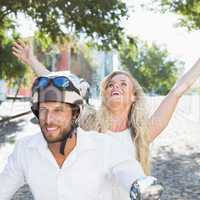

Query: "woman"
(12, 40), (200, 198)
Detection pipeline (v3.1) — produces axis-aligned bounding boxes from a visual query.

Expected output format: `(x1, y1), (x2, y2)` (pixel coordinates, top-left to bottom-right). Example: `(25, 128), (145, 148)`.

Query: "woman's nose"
(113, 83), (120, 89)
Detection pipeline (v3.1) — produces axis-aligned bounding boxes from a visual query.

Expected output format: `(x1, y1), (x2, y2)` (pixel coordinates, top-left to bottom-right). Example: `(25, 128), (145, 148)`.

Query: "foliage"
(156, 0), (200, 30)
(0, 0), (128, 49)
(0, 0), (128, 87)
(0, 28), (54, 87)
(0, 18), (28, 86)
(119, 38), (182, 95)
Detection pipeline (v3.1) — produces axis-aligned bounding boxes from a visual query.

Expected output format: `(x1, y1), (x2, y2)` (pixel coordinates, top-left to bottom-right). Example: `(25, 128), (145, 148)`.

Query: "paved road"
(0, 98), (200, 200)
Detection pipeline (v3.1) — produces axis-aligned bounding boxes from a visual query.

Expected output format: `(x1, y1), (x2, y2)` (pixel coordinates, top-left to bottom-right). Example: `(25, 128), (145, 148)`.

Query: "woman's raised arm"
(148, 58), (200, 142)
(12, 39), (50, 76)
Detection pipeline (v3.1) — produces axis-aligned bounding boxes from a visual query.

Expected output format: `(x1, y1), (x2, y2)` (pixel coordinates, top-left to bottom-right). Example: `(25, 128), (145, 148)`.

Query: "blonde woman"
(12, 40), (200, 198)
(84, 71), (150, 173)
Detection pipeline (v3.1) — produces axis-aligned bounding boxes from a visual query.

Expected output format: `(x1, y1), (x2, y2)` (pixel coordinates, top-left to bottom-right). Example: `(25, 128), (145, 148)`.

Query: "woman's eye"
(107, 83), (113, 88)
(121, 82), (127, 86)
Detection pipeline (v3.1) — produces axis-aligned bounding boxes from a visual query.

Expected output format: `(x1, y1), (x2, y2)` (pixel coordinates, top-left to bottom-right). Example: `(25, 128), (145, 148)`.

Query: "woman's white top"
(107, 129), (137, 200)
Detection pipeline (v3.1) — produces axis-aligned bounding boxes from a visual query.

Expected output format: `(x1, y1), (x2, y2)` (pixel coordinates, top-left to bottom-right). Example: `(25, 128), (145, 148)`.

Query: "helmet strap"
(59, 124), (78, 155)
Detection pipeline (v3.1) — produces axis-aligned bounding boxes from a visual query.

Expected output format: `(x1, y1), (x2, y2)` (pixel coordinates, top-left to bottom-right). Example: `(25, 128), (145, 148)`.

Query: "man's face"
(39, 102), (73, 143)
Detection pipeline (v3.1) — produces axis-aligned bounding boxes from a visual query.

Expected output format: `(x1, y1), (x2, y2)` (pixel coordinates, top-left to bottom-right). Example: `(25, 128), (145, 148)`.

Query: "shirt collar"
(27, 128), (97, 152)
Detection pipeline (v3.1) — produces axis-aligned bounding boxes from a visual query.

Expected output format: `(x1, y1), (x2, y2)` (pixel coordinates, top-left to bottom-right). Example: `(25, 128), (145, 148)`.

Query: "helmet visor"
(32, 76), (80, 95)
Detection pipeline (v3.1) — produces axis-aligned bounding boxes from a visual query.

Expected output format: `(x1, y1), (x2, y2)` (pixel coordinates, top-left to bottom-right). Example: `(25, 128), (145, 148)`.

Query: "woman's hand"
(12, 39), (35, 66)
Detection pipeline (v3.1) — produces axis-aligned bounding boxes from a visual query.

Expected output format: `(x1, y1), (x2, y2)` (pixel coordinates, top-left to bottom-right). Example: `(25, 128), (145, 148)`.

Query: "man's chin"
(41, 129), (66, 144)
(46, 139), (62, 144)
(44, 135), (66, 144)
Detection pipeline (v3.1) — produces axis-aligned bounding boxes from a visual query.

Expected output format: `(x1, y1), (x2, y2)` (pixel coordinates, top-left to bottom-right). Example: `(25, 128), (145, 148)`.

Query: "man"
(0, 71), (157, 200)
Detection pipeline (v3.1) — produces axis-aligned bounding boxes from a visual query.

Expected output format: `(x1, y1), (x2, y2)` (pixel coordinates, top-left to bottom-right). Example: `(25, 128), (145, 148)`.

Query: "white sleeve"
(0, 142), (25, 200)
(112, 159), (146, 192)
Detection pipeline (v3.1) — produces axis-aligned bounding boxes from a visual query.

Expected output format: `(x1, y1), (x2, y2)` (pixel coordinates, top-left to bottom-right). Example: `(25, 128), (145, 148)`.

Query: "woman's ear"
(131, 93), (136, 103)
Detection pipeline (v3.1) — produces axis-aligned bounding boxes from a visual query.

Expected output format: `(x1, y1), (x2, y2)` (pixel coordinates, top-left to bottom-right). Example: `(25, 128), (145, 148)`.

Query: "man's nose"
(45, 112), (55, 125)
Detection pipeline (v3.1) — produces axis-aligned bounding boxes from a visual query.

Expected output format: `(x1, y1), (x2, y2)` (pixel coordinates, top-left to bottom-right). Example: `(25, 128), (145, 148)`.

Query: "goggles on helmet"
(32, 76), (80, 95)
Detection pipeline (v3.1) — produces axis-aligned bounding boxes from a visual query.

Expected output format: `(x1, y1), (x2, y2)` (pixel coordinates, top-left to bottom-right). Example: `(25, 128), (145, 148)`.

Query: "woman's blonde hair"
(80, 70), (150, 174)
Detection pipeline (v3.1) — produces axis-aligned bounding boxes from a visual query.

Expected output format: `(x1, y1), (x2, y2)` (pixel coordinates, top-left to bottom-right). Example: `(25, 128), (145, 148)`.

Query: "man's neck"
(48, 134), (77, 168)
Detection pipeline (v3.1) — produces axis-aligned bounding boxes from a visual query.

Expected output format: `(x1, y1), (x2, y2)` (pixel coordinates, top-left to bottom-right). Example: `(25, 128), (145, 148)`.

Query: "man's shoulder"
(78, 128), (101, 138)
(16, 133), (43, 148)
(77, 128), (128, 150)
(78, 128), (109, 138)
(77, 128), (111, 146)
(77, 128), (133, 164)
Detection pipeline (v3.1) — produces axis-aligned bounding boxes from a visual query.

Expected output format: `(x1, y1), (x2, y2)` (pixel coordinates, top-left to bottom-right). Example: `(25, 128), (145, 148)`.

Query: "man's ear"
(72, 115), (77, 120)
(72, 109), (79, 121)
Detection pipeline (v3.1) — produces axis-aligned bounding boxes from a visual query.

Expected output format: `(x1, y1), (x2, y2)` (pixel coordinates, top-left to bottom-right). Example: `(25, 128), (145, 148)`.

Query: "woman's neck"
(110, 112), (129, 132)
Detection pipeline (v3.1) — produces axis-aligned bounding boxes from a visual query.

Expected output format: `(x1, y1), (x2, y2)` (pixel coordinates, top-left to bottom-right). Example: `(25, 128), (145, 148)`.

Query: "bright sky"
(124, 0), (200, 70)
(16, 1), (200, 70)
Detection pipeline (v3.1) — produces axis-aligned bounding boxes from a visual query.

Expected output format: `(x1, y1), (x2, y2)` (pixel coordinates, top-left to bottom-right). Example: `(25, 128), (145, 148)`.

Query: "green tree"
(119, 39), (182, 95)
(0, 0), (127, 49)
(0, 18), (28, 85)
(0, 0), (128, 86)
(156, 0), (200, 30)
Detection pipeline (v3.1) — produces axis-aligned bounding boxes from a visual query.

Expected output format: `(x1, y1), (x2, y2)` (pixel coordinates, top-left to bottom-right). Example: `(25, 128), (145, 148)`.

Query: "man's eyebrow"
(55, 106), (64, 110)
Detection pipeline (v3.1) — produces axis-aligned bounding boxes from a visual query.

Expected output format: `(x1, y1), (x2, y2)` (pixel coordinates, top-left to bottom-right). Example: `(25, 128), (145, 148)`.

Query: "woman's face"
(104, 74), (136, 111)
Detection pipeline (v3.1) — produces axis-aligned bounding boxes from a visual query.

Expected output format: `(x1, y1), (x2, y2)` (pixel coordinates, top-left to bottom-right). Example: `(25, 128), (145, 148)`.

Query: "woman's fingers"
(12, 42), (24, 52)
(17, 39), (26, 48)
(12, 51), (22, 61)
(12, 51), (19, 57)
(12, 46), (22, 54)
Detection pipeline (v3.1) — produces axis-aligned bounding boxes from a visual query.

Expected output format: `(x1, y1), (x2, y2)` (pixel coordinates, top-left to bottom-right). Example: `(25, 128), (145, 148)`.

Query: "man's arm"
(107, 139), (161, 199)
(0, 142), (25, 199)
(112, 160), (161, 200)
(112, 159), (146, 191)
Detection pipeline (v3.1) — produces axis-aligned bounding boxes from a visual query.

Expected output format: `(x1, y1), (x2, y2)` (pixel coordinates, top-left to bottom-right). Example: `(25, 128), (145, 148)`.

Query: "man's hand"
(130, 176), (163, 200)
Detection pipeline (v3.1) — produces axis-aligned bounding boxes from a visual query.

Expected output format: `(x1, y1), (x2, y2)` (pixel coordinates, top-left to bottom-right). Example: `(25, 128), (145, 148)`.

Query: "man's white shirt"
(0, 128), (145, 200)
